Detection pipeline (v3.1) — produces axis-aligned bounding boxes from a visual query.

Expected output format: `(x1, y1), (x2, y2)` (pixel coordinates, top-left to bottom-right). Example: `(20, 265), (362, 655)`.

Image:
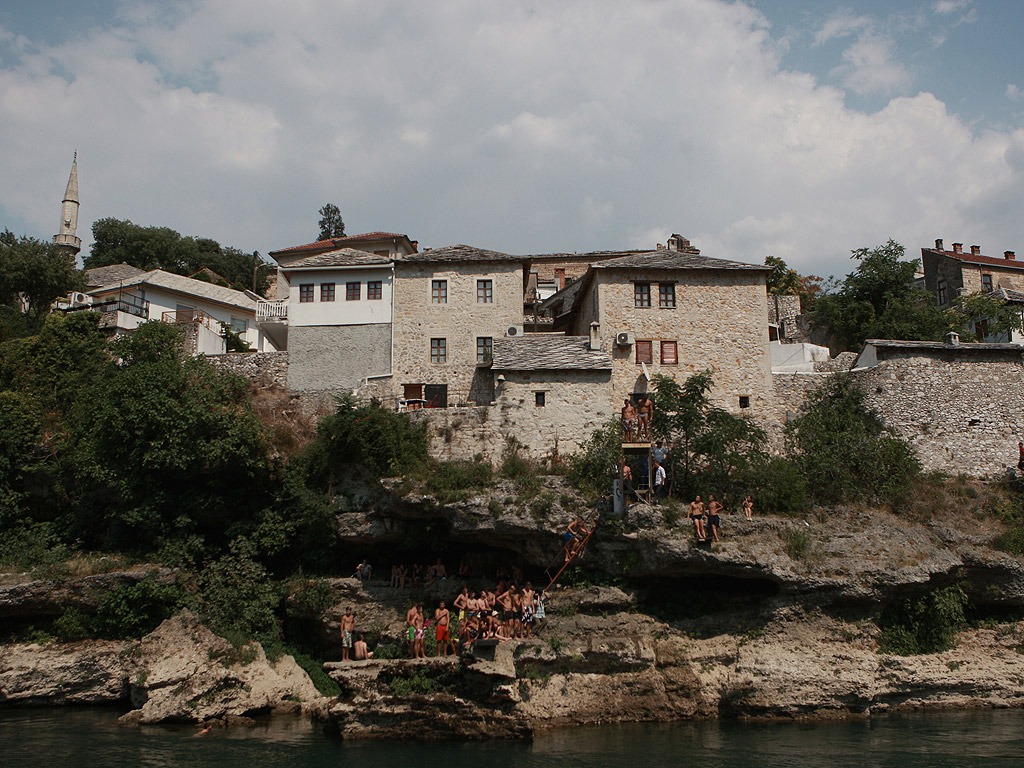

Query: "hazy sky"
(1, 0), (1022, 278)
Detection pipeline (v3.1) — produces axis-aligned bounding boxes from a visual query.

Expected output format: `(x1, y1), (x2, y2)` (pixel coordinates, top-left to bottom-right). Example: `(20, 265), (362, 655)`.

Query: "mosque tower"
(52, 152), (81, 258)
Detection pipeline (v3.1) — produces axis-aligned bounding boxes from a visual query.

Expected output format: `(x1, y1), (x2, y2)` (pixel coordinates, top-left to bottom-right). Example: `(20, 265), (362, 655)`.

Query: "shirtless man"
(353, 633), (372, 660)
(637, 395), (653, 441)
(405, 602), (419, 657)
(688, 495), (707, 541)
(621, 398), (637, 442)
(706, 494), (724, 542)
(453, 587), (469, 623)
(521, 582), (536, 638)
(563, 516), (588, 563)
(340, 607), (356, 661)
(435, 600), (451, 657)
(497, 586), (514, 636)
(413, 605), (426, 659)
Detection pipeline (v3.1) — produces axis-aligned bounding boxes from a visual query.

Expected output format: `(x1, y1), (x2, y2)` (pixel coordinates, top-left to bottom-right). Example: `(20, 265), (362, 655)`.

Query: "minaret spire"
(53, 152), (82, 258)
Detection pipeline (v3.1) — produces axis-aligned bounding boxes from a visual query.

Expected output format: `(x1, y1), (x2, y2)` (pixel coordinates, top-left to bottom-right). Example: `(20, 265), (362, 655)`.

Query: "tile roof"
(401, 244), (521, 263)
(864, 339), (1023, 353)
(593, 250), (768, 271)
(85, 263), (147, 289)
(280, 248), (393, 269)
(270, 232), (413, 256)
(923, 247), (1024, 271)
(88, 269), (257, 312)
(491, 335), (612, 371)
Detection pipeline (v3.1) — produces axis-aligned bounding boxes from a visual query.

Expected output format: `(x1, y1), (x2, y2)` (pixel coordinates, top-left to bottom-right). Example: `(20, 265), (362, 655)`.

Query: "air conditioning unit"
(505, 325), (523, 337)
(70, 292), (92, 307)
(616, 331), (634, 346)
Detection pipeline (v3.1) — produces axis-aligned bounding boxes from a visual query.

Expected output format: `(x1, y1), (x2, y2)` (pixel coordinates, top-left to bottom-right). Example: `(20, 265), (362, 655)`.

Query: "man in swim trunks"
(637, 395), (653, 441)
(405, 602), (419, 657)
(340, 607), (356, 661)
(706, 494), (723, 542)
(689, 495), (707, 541)
(435, 600), (451, 657)
(563, 516), (588, 563)
(622, 398), (637, 441)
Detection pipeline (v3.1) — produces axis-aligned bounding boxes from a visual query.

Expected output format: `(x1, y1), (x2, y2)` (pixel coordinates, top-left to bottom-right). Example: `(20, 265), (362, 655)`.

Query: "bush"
(994, 523), (1024, 557)
(878, 585), (968, 655)
(739, 456), (807, 516)
(92, 575), (183, 639)
(422, 459), (493, 500)
(784, 528), (812, 560)
(568, 419), (622, 499)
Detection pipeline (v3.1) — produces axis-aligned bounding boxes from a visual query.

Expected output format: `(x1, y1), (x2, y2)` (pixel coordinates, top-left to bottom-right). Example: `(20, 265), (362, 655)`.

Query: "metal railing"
(63, 297), (150, 319)
(161, 308), (217, 331)
(256, 300), (288, 321)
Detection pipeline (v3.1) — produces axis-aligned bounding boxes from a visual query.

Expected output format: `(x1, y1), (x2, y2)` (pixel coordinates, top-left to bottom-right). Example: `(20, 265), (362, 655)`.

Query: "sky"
(1, 0), (1022, 279)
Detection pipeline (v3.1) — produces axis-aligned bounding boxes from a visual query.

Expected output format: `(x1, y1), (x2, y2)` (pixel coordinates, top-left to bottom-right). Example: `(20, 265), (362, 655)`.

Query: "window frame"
(635, 340), (653, 364)
(346, 282), (361, 301)
(299, 284), (314, 303)
(982, 273), (993, 292)
(937, 279), (947, 305)
(634, 282), (651, 308)
(476, 336), (493, 363)
(430, 337), (447, 364)
(477, 279), (493, 304)
(432, 279), (447, 304)
(367, 280), (383, 300)
(535, 391), (546, 407)
(320, 282), (335, 302)
(659, 282), (676, 309)
(660, 340), (678, 365)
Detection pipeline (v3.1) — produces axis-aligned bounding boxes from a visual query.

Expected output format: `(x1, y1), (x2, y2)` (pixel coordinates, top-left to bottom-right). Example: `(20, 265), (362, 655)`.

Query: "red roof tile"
(923, 248), (1024, 270)
(271, 232), (412, 256)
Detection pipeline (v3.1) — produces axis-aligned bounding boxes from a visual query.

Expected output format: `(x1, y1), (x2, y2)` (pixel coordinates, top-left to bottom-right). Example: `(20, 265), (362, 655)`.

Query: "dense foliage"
(317, 203), (346, 240)
(84, 217), (272, 295)
(0, 229), (83, 339)
(878, 585), (968, 655)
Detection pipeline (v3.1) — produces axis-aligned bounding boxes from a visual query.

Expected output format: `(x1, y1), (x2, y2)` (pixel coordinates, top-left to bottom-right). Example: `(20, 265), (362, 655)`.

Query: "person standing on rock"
(414, 605), (427, 659)
(435, 601), (451, 657)
(689, 495), (707, 541)
(706, 495), (723, 542)
(653, 460), (667, 502)
(406, 602), (419, 657)
(340, 607), (356, 661)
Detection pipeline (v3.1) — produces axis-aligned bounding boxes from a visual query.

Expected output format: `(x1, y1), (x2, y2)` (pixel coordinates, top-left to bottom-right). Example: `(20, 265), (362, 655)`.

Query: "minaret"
(52, 152), (82, 258)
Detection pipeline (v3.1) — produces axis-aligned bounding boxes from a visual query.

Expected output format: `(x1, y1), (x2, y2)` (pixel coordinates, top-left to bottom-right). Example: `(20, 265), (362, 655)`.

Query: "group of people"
(621, 395), (654, 442)
(687, 494), (754, 542)
(388, 558), (465, 589)
(339, 607), (373, 661)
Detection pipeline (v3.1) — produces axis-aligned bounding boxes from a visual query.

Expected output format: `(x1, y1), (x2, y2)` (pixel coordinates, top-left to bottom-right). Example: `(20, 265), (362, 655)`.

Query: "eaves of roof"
(922, 248), (1024, 272)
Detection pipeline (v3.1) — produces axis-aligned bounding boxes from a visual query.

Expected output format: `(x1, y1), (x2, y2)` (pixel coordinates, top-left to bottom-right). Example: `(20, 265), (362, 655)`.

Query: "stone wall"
(287, 324), (391, 392)
(767, 294), (801, 325)
(207, 351), (289, 387)
(772, 354), (1024, 477)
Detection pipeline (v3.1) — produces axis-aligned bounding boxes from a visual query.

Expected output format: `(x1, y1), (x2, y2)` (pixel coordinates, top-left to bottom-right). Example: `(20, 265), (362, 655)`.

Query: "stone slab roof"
(988, 287), (1024, 303)
(864, 339), (1024, 353)
(401, 244), (521, 263)
(88, 269), (257, 312)
(280, 248), (393, 270)
(491, 335), (612, 371)
(85, 263), (147, 289)
(592, 250), (768, 272)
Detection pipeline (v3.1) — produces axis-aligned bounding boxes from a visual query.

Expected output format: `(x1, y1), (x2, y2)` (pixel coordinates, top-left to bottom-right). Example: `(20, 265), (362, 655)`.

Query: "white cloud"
(0, 0), (1020, 282)
(1008, 84), (1022, 101)
(814, 12), (871, 45)
(933, 0), (969, 14)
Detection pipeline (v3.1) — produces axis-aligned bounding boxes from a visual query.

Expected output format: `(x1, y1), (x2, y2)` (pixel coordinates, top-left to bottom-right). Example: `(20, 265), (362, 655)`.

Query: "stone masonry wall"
(207, 351), (289, 388)
(772, 355), (1024, 477)
(768, 294), (801, 325)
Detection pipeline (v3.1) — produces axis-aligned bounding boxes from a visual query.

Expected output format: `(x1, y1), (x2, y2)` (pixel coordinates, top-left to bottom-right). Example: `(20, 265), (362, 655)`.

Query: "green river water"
(2, 708), (1023, 767)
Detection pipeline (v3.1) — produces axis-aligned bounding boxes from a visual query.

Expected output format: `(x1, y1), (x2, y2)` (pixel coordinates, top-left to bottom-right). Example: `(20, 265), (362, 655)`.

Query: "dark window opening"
(739, 396), (750, 409)
(535, 391), (546, 407)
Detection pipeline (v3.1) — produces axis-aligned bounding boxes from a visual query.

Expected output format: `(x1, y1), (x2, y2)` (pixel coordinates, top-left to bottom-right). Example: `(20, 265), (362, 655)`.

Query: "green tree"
(650, 371), (766, 499)
(945, 292), (1023, 342)
(810, 240), (947, 351)
(0, 229), (83, 335)
(317, 203), (346, 240)
(765, 255), (802, 295)
(785, 374), (919, 506)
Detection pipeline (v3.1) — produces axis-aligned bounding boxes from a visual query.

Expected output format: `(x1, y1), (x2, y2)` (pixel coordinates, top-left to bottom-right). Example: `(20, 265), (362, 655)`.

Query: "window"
(476, 336), (493, 363)
(982, 273), (993, 292)
(321, 283), (335, 302)
(230, 317), (248, 334)
(430, 338), (447, 363)
(636, 340), (653, 364)
(346, 282), (361, 301)
(634, 282), (651, 308)
(975, 319), (989, 340)
(535, 391), (546, 407)
(367, 281), (382, 300)
(937, 279), (947, 305)
(660, 340), (678, 365)
(739, 396), (750, 409)
(432, 279), (447, 304)
(299, 284), (314, 303)
(659, 283), (676, 308)
(477, 279), (493, 303)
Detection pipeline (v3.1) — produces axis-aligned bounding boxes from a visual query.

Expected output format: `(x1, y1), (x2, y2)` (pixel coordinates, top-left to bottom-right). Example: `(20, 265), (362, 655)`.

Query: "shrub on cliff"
(878, 584), (968, 655)
(785, 374), (919, 506)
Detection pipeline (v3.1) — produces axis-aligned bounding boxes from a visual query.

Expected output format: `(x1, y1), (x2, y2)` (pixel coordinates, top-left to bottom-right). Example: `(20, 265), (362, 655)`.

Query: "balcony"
(256, 300), (288, 322)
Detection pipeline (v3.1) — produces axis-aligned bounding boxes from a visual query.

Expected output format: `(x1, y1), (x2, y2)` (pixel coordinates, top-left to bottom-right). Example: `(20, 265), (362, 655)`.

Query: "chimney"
(656, 243), (665, 250)
(589, 322), (600, 351)
(554, 267), (566, 290)
(952, 243), (963, 254)
(935, 238), (944, 251)
(945, 331), (960, 346)
(970, 245), (981, 255)
(410, 240), (419, 253)
(1005, 251), (1016, 260)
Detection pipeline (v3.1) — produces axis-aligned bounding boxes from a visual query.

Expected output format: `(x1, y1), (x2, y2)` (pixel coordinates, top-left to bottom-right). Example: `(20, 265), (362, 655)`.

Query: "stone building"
(922, 238), (1024, 307)
(391, 245), (525, 407)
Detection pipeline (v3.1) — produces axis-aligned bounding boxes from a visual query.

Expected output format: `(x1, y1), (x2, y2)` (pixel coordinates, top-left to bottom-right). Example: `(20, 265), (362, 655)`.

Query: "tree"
(945, 292), (1023, 342)
(0, 229), (83, 335)
(765, 256), (802, 295)
(810, 240), (947, 351)
(317, 203), (346, 240)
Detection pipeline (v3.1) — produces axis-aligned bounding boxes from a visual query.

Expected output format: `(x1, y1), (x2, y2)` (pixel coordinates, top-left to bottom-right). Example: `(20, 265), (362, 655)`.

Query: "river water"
(3, 708), (1023, 767)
